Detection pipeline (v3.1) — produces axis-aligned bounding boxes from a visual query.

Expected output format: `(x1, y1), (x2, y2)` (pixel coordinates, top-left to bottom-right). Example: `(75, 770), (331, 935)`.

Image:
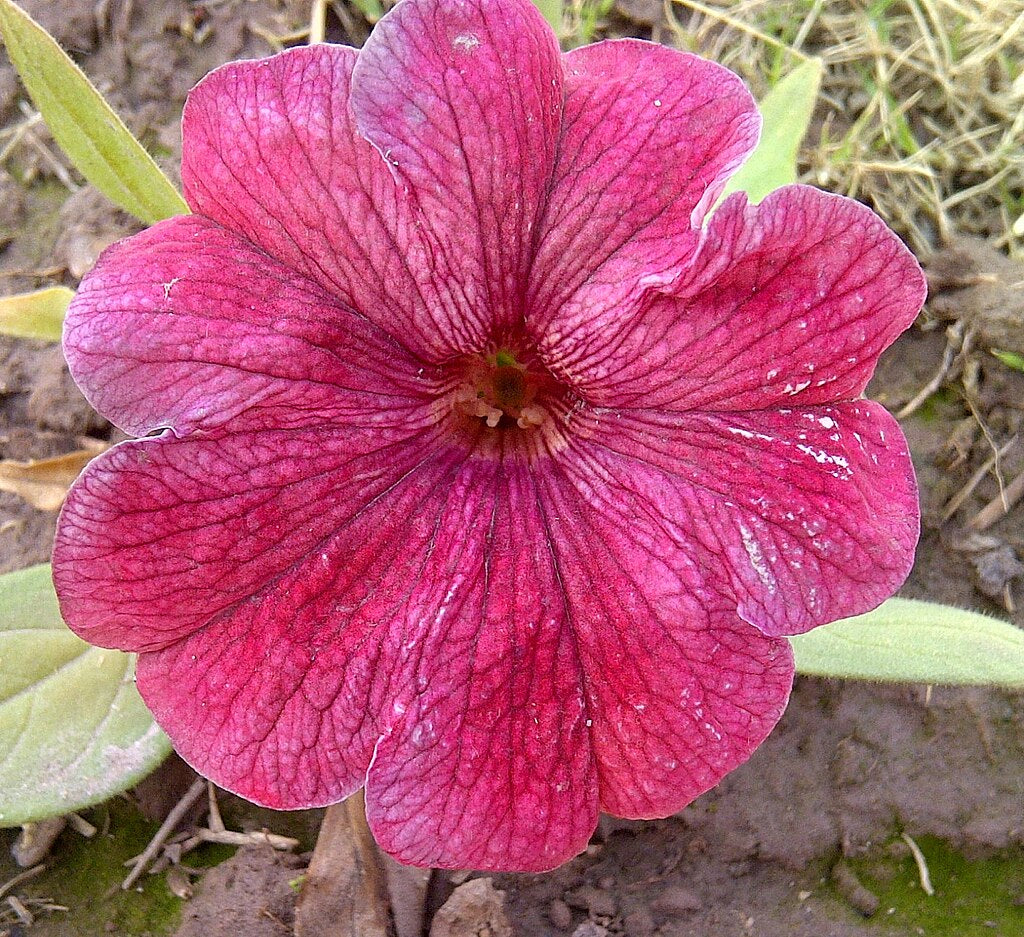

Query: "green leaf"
(532, 0), (563, 32)
(790, 598), (1024, 687)
(0, 285), (72, 341)
(0, 0), (187, 225)
(0, 564), (170, 827)
(992, 349), (1024, 373)
(721, 57), (824, 205)
(349, 0), (385, 25)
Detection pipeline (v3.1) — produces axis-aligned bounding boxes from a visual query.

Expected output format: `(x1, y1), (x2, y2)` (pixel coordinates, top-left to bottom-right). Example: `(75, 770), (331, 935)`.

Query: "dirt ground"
(1, 1), (1023, 936)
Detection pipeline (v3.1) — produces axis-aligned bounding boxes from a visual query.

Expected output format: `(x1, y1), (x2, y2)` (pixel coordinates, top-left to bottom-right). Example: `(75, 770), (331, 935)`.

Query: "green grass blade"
(532, 0), (563, 33)
(992, 349), (1024, 373)
(722, 57), (824, 205)
(0, 285), (71, 341)
(790, 598), (1024, 687)
(0, 0), (188, 224)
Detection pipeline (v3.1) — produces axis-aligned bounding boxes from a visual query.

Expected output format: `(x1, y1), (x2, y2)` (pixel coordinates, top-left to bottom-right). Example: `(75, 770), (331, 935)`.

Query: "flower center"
(454, 349), (548, 430)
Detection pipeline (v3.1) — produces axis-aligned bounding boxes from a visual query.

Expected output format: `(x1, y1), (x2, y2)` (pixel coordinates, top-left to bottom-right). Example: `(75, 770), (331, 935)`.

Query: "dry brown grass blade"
(662, 0), (1024, 258)
(0, 442), (107, 511)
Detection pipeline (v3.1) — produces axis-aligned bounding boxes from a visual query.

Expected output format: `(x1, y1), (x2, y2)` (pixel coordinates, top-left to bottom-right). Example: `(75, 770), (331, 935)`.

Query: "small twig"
(67, 813), (98, 838)
(896, 321), (964, 419)
(968, 468), (1024, 531)
(901, 833), (935, 896)
(207, 781), (226, 834)
(310, 0), (328, 43)
(0, 111), (43, 163)
(0, 865), (46, 902)
(941, 435), (1019, 521)
(195, 828), (299, 851)
(16, 102), (78, 193)
(5, 896), (34, 926)
(122, 777), (205, 890)
(247, 21), (310, 52)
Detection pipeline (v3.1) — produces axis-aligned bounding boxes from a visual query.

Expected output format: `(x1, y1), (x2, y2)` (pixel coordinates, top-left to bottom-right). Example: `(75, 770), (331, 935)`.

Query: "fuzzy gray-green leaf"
(0, 564), (170, 827)
(790, 598), (1024, 687)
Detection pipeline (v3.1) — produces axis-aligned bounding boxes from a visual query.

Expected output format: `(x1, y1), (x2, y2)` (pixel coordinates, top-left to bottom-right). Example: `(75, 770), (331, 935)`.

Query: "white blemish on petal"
(801, 518), (824, 537)
(727, 426), (777, 443)
(654, 98), (662, 107)
(453, 33), (479, 50)
(739, 521), (776, 593)
(410, 719), (435, 746)
(818, 416), (836, 429)
(433, 581), (461, 626)
(782, 380), (811, 395)
(797, 444), (851, 475)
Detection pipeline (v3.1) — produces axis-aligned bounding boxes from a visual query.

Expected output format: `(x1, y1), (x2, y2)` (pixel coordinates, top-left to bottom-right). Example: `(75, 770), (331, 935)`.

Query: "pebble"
(651, 885), (703, 913)
(571, 923), (608, 937)
(548, 898), (573, 931)
(623, 908), (656, 937)
(565, 884), (616, 917)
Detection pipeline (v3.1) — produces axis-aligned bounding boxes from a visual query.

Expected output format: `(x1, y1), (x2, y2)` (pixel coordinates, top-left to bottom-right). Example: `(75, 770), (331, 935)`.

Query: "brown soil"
(1, 2), (1022, 937)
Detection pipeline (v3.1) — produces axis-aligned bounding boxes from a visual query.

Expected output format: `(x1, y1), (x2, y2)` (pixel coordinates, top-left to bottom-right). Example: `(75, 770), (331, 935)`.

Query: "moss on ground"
(846, 836), (1024, 937)
(2, 801), (185, 936)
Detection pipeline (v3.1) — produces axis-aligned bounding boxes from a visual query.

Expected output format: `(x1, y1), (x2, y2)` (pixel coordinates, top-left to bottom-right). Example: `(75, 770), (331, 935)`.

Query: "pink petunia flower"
(53, 0), (925, 871)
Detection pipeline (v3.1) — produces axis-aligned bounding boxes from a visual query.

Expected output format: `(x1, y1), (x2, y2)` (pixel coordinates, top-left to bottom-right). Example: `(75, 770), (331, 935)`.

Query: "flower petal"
(568, 399), (918, 637)
(64, 215), (428, 437)
(544, 186), (926, 408)
(53, 422), (452, 653)
(533, 449), (794, 818)
(181, 45), (478, 359)
(528, 40), (759, 342)
(365, 459), (597, 871)
(350, 0), (563, 336)
(72, 447), (599, 866)
(124, 444), (478, 809)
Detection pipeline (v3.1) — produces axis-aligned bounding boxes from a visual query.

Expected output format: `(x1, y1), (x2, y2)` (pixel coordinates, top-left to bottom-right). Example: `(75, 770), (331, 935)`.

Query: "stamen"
(517, 406), (546, 429)
(450, 349), (551, 432)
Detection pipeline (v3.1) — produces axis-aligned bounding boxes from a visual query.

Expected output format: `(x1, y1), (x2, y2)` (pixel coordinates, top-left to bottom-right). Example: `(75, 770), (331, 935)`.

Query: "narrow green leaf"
(0, 285), (72, 341)
(0, 0), (187, 224)
(532, 0), (563, 33)
(722, 57), (824, 205)
(790, 598), (1024, 687)
(0, 564), (170, 827)
(350, 0), (386, 25)
(992, 349), (1024, 373)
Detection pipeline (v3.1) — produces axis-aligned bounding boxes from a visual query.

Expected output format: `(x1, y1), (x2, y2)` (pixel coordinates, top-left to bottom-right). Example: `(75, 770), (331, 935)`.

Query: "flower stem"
(294, 790), (392, 937)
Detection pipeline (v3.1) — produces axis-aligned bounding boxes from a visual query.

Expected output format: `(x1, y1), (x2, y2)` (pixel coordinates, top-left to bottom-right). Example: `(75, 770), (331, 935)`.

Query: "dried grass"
(676, 0), (1024, 256)
(575, 0), (1024, 258)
